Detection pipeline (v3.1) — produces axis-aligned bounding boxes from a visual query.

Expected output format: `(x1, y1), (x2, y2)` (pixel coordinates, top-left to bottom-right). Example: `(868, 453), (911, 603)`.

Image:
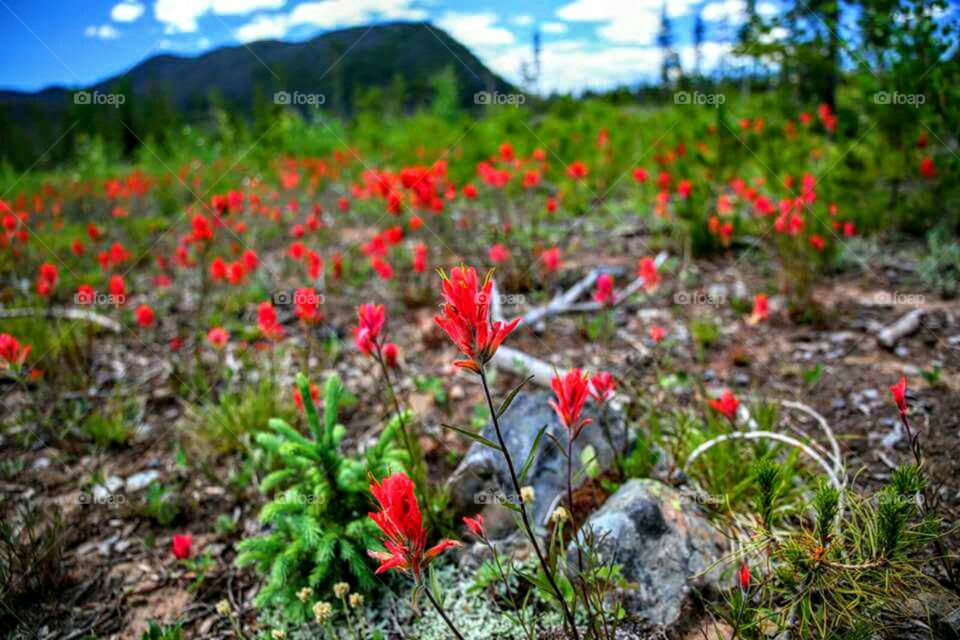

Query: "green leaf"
(442, 423), (502, 451)
(497, 375), (534, 418)
(518, 424), (547, 483)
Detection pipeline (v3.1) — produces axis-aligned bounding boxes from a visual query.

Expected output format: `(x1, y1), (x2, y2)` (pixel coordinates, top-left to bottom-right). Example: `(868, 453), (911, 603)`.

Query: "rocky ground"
(2, 235), (958, 639)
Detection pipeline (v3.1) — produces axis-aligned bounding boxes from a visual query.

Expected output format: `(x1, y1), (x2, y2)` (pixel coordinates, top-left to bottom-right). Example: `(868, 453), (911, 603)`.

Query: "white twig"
(683, 430), (843, 491)
(780, 399), (844, 482)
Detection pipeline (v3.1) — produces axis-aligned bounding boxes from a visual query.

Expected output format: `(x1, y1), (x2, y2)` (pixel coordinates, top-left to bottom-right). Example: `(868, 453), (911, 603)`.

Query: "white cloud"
(542, 22), (568, 34)
(511, 14), (534, 26)
(111, 1), (144, 23)
(235, 14), (290, 41)
(85, 24), (121, 39)
(556, 0), (699, 45)
(212, 0), (286, 15)
(436, 12), (515, 48)
(232, 0), (428, 42)
(154, 0), (289, 33)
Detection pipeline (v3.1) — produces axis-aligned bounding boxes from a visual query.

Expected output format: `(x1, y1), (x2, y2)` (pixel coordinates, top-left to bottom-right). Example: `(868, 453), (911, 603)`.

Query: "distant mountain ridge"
(0, 22), (515, 168)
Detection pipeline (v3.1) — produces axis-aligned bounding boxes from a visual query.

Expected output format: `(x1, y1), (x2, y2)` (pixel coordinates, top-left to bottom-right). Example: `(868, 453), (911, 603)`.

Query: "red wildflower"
(593, 273), (616, 306)
(192, 215), (212, 243)
(709, 390), (739, 422)
(171, 533), (192, 559)
(546, 197), (557, 214)
(353, 303), (386, 356)
(637, 257), (660, 291)
(108, 275), (126, 301)
(649, 325), (667, 342)
(293, 383), (320, 412)
(257, 301), (284, 340)
(588, 371), (616, 403)
(207, 327), (229, 349)
(920, 156), (936, 178)
(542, 246), (561, 273)
(0, 334), (30, 370)
(135, 304), (155, 328)
(383, 342), (399, 368)
(367, 472), (461, 578)
(889, 375), (907, 415)
(738, 563), (750, 590)
(633, 168), (649, 183)
(550, 368), (593, 437)
(294, 287), (322, 324)
(488, 243), (510, 264)
(413, 243), (427, 273)
(434, 266), (520, 374)
(463, 514), (485, 538)
(567, 161), (588, 180)
(749, 294), (769, 325)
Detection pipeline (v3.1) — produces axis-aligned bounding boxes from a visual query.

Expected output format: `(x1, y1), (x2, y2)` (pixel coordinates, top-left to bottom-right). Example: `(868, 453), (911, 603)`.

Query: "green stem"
(479, 365), (580, 640)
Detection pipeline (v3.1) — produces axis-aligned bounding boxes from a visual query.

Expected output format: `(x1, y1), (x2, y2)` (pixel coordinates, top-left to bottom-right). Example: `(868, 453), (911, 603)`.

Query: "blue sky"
(2, 0), (787, 94)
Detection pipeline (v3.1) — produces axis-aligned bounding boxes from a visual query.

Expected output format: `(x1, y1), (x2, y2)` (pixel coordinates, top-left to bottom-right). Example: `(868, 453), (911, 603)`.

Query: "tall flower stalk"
(354, 304), (429, 515)
(434, 266), (580, 639)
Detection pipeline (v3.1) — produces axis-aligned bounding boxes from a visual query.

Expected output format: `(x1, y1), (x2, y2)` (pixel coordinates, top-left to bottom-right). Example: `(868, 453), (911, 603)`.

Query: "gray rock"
(574, 479), (726, 627)
(447, 391), (628, 539)
(92, 476), (124, 501)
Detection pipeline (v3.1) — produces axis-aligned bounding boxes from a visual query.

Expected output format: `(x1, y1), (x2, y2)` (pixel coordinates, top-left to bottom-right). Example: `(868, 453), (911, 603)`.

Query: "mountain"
(0, 22), (515, 169)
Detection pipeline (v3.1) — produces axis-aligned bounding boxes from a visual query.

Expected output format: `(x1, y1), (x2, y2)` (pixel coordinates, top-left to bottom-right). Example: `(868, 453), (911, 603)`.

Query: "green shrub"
(235, 372), (408, 622)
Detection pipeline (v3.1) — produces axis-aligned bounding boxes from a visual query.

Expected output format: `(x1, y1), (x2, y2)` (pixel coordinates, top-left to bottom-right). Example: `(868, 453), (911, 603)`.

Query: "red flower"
(889, 375), (907, 415)
(191, 215), (212, 242)
(649, 325), (667, 342)
(567, 161), (588, 180)
(463, 514), (485, 538)
(920, 156), (936, 178)
(488, 243), (510, 264)
(677, 180), (692, 199)
(550, 368), (593, 437)
(593, 273), (616, 306)
(353, 303), (386, 356)
(434, 266), (520, 374)
(709, 390), (739, 422)
(135, 304), (155, 328)
(294, 287), (322, 324)
(368, 472), (461, 578)
(637, 257), (660, 291)
(413, 243), (427, 273)
(588, 371), (616, 403)
(546, 197), (557, 213)
(383, 342), (399, 368)
(207, 327), (229, 349)
(542, 246), (561, 273)
(171, 533), (193, 559)
(633, 168), (648, 183)
(738, 563), (750, 590)
(0, 334), (30, 370)
(210, 256), (227, 281)
(749, 294), (769, 324)
(257, 301), (284, 340)
(293, 383), (320, 412)
(108, 275), (126, 301)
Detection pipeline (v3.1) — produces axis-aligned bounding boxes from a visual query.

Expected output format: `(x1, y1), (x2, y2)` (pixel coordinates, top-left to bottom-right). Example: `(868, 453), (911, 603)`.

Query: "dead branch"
(0, 307), (123, 333)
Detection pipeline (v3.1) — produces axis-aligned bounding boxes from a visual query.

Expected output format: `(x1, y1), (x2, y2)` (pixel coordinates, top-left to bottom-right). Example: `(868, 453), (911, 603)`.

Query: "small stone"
(93, 476), (124, 501)
(449, 385), (466, 401)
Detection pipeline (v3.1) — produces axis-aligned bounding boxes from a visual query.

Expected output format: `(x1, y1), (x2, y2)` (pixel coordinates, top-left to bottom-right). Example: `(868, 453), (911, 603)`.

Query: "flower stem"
(423, 584), (466, 640)
(479, 365), (580, 640)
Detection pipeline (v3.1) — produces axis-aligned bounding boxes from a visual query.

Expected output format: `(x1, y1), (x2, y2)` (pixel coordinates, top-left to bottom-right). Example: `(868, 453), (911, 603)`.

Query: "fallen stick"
(683, 430), (843, 491)
(0, 307), (123, 333)
(780, 399), (844, 483)
(877, 308), (924, 348)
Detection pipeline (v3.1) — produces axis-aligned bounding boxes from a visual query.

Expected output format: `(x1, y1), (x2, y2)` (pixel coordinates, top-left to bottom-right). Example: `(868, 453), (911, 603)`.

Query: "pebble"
(93, 476), (124, 501)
